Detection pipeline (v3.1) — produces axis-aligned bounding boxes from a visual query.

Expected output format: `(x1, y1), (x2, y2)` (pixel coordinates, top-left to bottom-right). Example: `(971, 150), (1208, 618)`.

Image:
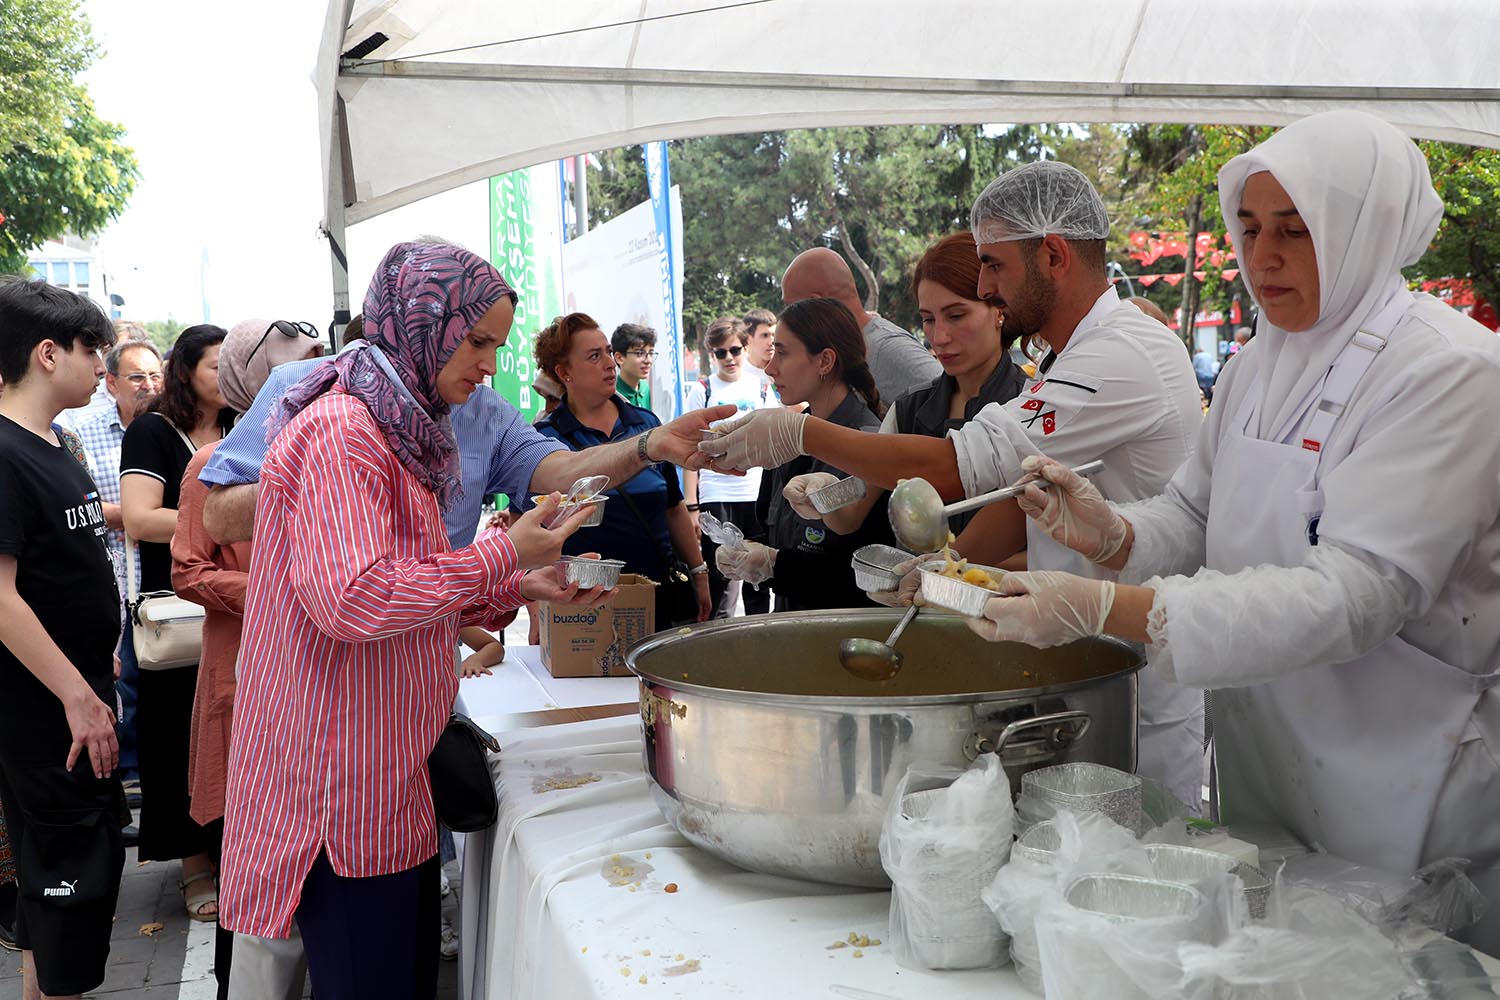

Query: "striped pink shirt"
(220, 389), (524, 938)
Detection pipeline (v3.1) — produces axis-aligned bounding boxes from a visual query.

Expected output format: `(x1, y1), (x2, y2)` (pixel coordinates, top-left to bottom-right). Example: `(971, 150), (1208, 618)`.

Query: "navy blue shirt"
(520, 396), (683, 581)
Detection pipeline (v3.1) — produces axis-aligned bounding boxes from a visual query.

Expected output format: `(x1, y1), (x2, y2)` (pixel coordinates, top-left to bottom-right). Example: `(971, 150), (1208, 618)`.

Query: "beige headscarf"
(1217, 112), (1442, 438)
(219, 318), (320, 413)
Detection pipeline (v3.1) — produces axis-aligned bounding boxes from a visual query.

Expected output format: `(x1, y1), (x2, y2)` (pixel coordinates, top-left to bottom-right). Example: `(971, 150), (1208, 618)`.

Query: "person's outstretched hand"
(963, 570), (1115, 648)
(1016, 455), (1128, 565)
(696, 408), (808, 472)
(506, 493), (598, 570)
(518, 551), (615, 606)
(653, 405), (742, 470)
(782, 472), (839, 520)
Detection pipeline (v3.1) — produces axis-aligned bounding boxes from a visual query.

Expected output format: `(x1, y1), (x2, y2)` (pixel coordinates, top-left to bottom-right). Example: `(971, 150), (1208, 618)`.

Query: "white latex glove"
(783, 472), (840, 520)
(696, 408), (808, 472)
(715, 540), (777, 585)
(964, 570), (1116, 648)
(1016, 455), (1128, 564)
(867, 556), (927, 608)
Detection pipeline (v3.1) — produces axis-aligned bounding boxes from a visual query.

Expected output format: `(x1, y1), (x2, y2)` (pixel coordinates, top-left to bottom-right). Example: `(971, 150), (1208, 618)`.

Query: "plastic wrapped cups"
(809, 475), (868, 513)
(1064, 872), (1203, 922)
(1021, 763), (1143, 832)
(1144, 843), (1272, 920)
(1013, 820), (1062, 866)
(556, 555), (625, 589)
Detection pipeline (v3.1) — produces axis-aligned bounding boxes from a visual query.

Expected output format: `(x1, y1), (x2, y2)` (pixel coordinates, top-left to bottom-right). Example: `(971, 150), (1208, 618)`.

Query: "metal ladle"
(888, 459), (1106, 553)
(838, 604), (919, 681)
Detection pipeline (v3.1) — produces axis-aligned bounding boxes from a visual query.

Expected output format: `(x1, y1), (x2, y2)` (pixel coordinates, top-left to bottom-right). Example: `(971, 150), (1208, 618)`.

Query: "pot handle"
(966, 709), (1091, 760)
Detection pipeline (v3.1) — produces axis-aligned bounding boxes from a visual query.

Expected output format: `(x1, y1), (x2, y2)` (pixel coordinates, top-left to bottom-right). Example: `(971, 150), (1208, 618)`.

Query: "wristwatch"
(688, 562), (709, 576)
(636, 428), (654, 463)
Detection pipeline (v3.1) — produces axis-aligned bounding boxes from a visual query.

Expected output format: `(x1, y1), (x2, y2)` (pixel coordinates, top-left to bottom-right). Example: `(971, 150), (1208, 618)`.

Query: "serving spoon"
(888, 460), (1106, 553)
(837, 604), (920, 682)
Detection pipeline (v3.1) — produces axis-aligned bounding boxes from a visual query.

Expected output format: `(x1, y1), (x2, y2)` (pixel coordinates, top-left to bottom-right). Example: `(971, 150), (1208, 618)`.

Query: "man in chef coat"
(699, 161), (1209, 810)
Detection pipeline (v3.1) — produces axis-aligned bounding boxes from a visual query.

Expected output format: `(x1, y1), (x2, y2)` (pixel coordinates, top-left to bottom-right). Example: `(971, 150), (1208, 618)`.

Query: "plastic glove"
(964, 570), (1115, 648)
(868, 555), (928, 608)
(696, 408), (808, 471)
(715, 540), (777, 585)
(1016, 455), (1128, 564)
(783, 472), (840, 520)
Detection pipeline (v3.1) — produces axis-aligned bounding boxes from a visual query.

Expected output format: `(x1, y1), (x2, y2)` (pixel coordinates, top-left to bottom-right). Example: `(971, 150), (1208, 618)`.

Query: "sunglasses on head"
(713, 344), (744, 360)
(247, 320), (319, 365)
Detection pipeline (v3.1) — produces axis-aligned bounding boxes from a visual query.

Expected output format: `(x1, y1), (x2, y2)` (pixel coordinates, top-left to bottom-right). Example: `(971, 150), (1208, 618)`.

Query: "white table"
(459, 716), (1032, 1000)
(453, 644), (640, 724)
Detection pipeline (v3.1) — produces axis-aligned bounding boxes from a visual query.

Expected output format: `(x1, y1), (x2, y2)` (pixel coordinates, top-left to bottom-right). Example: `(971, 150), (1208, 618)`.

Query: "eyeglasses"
(121, 372), (165, 386)
(247, 319), (319, 366)
(712, 345), (745, 360)
(625, 350), (658, 359)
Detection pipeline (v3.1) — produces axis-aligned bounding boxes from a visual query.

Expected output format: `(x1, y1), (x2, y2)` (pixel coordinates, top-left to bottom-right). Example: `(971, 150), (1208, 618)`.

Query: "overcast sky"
(78, 0), (480, 331)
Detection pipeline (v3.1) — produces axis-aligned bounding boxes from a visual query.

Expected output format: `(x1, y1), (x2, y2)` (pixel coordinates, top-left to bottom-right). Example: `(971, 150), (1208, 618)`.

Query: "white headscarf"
(1217, 111), (1443, 437)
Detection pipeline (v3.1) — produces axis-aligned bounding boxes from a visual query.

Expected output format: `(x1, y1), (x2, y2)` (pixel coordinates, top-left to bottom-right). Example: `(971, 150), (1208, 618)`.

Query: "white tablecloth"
(459, 716), (1034, 1000)
(454, 644), (639, 724)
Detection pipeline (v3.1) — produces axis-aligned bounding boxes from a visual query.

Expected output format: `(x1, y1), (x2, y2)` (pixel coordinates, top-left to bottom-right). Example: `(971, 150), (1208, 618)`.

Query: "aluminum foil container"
(1013, 820), (1062, 866)
(557, 555), (625, 588)
(851, 543), (911, 593)
(1021, 762), (1143, 832)
(1144, 843), (1271, 920)
(1064, 872), (1204, 922)
(809, 475), (868, 513)
(917, 562), (1006, 618)
(540, 495), (606, 528)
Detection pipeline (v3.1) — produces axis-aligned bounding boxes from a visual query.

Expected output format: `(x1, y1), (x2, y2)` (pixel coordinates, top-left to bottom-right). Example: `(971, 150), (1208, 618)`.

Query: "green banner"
(488, 165), (565, 421)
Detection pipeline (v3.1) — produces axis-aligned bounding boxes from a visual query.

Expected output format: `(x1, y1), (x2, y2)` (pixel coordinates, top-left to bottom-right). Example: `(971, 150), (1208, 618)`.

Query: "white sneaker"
(440, 916), (459, 961)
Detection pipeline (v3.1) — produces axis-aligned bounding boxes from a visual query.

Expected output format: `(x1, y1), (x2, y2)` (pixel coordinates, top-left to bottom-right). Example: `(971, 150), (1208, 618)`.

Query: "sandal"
(179, 869), (218, 922)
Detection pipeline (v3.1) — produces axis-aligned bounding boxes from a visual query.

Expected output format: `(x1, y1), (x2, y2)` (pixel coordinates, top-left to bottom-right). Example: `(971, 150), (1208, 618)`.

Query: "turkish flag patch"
(1020, 398), (1043, 412)
(1041, 411), (1057, 435)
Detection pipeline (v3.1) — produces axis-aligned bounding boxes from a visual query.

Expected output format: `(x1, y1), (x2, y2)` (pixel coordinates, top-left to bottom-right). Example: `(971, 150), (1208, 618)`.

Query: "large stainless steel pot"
(626, 608), (1142, 887)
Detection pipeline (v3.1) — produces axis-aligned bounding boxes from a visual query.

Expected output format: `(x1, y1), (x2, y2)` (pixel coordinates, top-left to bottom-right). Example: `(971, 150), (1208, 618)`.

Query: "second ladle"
(888, 459), (1105, 553)
(838, 604), (919, 681)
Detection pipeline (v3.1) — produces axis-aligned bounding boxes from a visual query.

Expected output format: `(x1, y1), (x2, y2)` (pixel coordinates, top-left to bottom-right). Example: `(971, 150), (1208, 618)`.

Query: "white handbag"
(123, 422), (205, 671)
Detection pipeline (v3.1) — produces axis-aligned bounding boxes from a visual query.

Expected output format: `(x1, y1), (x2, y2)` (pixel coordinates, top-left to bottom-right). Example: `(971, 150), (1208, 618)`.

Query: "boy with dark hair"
(0, 277), (126, 1000)
(610, 322), (657, 409)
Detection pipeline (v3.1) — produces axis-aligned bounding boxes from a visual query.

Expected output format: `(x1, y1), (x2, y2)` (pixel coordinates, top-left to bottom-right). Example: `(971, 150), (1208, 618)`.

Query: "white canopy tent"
(314, 0), (1500, 319)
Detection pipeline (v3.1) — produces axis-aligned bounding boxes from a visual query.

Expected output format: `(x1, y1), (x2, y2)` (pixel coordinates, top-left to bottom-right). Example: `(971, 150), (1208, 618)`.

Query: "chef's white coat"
(948, 286), (1207, 809)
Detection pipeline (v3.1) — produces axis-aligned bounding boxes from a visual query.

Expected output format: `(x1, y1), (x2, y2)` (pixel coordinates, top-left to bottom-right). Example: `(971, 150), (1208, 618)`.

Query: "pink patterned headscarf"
(270, 242), (516, 509)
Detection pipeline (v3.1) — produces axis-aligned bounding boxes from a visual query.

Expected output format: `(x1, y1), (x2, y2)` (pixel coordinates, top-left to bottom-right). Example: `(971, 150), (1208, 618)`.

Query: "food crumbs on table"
(638, 975), (647, 985)
(620, 967), (631, 977)
(675, 953), (684, 961)
(827, 941), (848, 950)
(533, 769), (603, 793)
(139, 922), (164, 936)
(847, 932), (859, 945)
(581, 946), (588, 953)
(664, 882), (679, 893)
(644, 852), (652, 858)
(853, 949), (864, 958)
(872, 939), (882, 946)
(628, 885), (637, 892)
(641, 949), (652, 956)
(662, 959), (702, 977)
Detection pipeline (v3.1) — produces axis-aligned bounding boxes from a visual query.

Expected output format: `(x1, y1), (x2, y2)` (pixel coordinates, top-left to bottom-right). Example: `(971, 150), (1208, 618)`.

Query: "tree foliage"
(0, 0), (139, 273)
(1415, 142), (1500, 310)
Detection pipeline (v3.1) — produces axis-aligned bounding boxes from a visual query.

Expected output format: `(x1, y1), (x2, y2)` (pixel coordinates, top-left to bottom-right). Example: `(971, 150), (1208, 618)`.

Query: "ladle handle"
(885, 604), (920, 645)
(942, 459), (1106, 517)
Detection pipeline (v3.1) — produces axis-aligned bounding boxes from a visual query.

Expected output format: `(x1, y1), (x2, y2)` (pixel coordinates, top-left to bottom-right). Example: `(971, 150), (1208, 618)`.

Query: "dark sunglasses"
(247, 320), (319, 365)
(712, 344), (745, 360)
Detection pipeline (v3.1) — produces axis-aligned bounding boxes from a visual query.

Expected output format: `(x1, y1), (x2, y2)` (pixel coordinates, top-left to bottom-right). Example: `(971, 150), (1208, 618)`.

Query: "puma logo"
(43, 879), (78, 897)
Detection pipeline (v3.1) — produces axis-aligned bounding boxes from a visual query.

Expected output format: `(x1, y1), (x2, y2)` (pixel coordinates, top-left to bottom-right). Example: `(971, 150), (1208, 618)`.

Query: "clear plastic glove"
(783, 472), (839, 520)
(715, 540), (777, 585)
(1017, 455), (1128, 565)
(964, 570), (1115, 648)
(869, 556), (928, 608)
(696, 408), (808, 471)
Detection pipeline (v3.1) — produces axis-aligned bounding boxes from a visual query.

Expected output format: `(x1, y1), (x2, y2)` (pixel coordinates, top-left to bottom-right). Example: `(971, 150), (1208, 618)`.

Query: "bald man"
(781, 248), (941, 405)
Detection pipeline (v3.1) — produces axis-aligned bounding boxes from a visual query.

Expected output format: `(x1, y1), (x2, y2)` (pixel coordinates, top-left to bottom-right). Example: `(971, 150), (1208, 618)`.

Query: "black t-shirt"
(118, 411), (194, 593)
(0, 415), (121, 764)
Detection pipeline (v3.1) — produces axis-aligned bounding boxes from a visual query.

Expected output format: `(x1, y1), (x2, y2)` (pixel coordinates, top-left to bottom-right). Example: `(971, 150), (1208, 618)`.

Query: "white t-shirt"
(685, 372), (775, 502)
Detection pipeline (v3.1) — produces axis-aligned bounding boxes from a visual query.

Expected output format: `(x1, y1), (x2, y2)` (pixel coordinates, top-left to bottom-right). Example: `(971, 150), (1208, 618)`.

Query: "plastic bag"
(1175, 882), (1415, 1000)
(1277, 854), (1488, 937)
(879, 755), (1015, 970)
(982, 809), (1149, 993)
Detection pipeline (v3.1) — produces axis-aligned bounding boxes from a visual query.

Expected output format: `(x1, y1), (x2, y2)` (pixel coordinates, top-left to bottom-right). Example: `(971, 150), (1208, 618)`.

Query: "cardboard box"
(538, 574), (657, 677)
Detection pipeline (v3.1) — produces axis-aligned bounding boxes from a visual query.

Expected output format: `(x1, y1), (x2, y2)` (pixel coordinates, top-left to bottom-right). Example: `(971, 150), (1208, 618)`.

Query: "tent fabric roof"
(317, 0), (1500, 227)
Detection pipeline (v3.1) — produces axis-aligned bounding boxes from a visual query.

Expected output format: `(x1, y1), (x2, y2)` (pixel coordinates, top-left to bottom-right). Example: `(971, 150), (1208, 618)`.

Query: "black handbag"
(427, 712), (502, 833)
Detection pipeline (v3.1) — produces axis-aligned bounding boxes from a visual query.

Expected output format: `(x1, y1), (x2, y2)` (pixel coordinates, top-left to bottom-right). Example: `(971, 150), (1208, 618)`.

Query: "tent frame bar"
(341, 59), (1500, 103)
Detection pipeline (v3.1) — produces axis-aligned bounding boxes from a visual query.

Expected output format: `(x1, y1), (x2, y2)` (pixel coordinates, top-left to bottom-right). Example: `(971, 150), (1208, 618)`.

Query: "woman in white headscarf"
(963, 110), (1500, 953)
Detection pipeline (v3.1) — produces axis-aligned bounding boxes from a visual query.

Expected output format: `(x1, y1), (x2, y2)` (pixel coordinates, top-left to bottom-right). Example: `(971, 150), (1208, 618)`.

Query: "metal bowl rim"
(624, 606), (1144, 708)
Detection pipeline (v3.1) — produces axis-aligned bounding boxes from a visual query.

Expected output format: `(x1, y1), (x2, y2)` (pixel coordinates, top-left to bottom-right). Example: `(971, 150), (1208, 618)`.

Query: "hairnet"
(970, 161), (1110, 244)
